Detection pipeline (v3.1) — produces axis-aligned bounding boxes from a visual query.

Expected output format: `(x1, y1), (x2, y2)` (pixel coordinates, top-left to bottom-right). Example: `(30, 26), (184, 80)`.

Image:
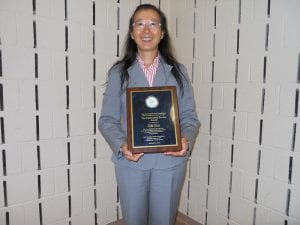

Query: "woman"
(99, 4), (200, 225)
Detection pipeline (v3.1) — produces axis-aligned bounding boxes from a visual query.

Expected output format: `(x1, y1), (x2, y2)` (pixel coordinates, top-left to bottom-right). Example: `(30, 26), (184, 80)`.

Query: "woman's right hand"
(121, 143), (144, 162)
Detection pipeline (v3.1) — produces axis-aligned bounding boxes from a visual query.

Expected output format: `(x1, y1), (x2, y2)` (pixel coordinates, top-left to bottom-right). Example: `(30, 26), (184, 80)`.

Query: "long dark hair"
(110, 4), (184, 93)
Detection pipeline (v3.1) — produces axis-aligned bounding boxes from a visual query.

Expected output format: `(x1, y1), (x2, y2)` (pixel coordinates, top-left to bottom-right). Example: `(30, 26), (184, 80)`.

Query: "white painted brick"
(231, 169), (243, 196)
(7, 172), (38, 205)
(196, 50), (213, 84)
(212, 84), (223, 110)
(236, 84), (262, 113)
(95, 135), (111, 160)
(24, 202), (40, 225)
(16, 13), (34, 48)
(39, 111), (53, 140)
(222, 84), (234, 112)
(217, 0), (239, 28)
(68, 0), (93, 25)
(42, 195), (69, 224)
(214, 55), (236, 83)
(68, 54), (93, 83)
(279, 84), (297, 117)
(70, 162), (94, 190)
(242, 174), (257, 202)
(207, 212), (227, 225)
(40, 169), (55, 197)
(0, 209), (5, 224)
(249, 54), (264, 83)
(283, 1), (300, 49)
(95, 28), (117, 56)
(267, 49), (298, 84)
(188, 203), (206, 225)
(5, 111), (36, 143)
(53, 112), (67, 138)
(36, 18), (65, 51)
(196, 84), (211, 109)
(246, 113), (261, 144)
(95, 0), (109, 29)
(216, 191), (228, 218)
(68, 22), (82, 53)
(2, 0), (32, 14)
(262, 115), (294, 149)
(235, 112), (247, 141)
(37, 50), (53, 81)
(4, 144), (22, 175)
(69, 81), (83, 109)
(290, 185), (300, 219)
(82, 136), (94, 162)
(239, 22), (265, 57)
(52, 53), (66, 82)
(260, 146), (289, 182)
(39, 81), (65, 111)
(210, 162), (230, 191)
(97, 183), (117, 205)
(190, 157), (200, 181)
(193, 133), (209, 160)
(253, 0), (268, 21)
(230, 197), (253, 225)
(50, 0), (65, 20)
(234, 142), (258, 174)
(40, 140), (68, 168)
(36, 0), (51, 17)
(0, 11), (17, 46)
(54, 166), (68, 194)
(211, 110), (233, 139)
(2, 80), (19, 111)
(72, 212), (95, 225)
(197, 109), (211, 135)
(6, 204), (24, 225)
(264, 84), (280, 115)
(70, 137), (82, 163)
(2, 47), (35, 80)
(269, 212), (288, 225)
(293, 152), (300, 185)
(71, 190), (83, 215)
(237, 55), (251, 83)
(257, 177), (287, 213)
(0, 181), (3, 207)
(189, 178), (207, 208)
(96, 158), (115, 186)
(19, 81), (35, 111)
(69, 109), (94, 136)
(81, 82), (94, 109)
(81, 26), (93, 54)
(198, 160), (209, 186)
(83, 187), (95, 213)
(47, 219), (69, 225)
(255, 205), (271, 225)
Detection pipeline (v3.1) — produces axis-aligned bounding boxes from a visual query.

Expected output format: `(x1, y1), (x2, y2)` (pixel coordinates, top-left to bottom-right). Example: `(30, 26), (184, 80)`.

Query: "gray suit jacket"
(99, 56), (200, 170)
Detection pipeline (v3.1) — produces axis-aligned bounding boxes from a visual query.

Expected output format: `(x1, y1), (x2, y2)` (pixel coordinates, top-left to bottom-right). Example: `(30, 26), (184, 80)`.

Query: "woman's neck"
(138, 50), (158, 66)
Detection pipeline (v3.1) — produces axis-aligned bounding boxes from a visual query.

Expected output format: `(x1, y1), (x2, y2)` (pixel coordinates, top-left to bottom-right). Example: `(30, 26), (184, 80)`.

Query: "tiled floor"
(107, 212), (202, 225)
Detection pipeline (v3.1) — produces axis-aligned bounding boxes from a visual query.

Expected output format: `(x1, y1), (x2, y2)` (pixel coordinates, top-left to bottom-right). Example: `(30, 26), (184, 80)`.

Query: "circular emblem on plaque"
(145, 96), (159, 108)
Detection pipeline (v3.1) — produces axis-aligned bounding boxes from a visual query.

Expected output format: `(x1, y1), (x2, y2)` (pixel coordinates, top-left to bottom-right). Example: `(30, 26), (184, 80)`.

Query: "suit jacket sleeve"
(98, 67), (126, 157)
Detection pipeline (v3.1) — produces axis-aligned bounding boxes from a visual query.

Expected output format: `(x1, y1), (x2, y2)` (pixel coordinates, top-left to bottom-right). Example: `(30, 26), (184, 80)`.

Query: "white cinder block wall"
(0, 0), (299, 225)
(170, 0), (300, 225)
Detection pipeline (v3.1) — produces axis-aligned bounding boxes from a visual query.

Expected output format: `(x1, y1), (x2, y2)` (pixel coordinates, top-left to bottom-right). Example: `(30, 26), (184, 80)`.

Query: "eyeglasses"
(132, 20), (161, 30)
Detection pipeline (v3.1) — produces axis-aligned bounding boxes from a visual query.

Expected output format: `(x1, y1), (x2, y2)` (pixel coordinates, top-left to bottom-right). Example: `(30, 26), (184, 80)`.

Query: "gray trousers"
(115, 162), (187, 225)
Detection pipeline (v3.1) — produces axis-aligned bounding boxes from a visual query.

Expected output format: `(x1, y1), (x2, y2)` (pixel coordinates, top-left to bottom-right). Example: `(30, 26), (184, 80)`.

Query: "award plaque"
(126, 86), (182, 153)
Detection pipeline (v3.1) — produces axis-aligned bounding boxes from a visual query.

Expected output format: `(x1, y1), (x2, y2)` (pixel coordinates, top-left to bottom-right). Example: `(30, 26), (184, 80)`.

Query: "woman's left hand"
(164, 137), (189, 157)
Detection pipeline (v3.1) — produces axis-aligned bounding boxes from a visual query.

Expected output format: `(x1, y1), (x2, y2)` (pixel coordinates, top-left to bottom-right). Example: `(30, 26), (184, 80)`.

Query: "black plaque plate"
(127, 86), (181, 153)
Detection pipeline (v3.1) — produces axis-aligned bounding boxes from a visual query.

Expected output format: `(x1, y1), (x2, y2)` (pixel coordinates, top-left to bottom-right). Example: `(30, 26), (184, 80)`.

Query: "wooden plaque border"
(126, 86), (182, 153)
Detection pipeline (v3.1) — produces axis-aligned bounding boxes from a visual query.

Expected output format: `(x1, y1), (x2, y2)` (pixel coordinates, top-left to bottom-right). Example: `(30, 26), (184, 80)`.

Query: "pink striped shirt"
(137, 55), (159, 87)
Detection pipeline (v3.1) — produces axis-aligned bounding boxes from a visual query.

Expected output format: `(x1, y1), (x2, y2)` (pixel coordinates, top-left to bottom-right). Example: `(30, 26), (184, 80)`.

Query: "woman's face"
(131, 9), (164, 55)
